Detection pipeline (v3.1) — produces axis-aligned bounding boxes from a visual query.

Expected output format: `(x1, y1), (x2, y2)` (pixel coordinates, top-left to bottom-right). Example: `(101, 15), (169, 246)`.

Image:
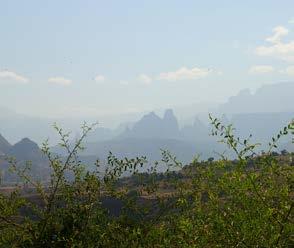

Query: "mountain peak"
(12, 138), (40, 153)
(16, 138), (39, 148)
(8, 137), (44, 161)
(121, 109), (180, 139)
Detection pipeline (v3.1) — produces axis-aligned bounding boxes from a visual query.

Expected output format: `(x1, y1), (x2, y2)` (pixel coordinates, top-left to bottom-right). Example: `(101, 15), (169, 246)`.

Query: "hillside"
(0, 135), (48, 183)
(0, 133), (11, 155)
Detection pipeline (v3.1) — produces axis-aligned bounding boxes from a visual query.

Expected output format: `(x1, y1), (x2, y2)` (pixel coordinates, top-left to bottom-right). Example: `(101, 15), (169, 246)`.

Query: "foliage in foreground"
(0, 117), (293, 247)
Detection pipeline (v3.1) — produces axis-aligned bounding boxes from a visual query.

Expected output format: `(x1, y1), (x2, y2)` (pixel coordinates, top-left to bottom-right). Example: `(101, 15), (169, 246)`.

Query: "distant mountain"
(128, 111), (165, 138)
(0, 135), (49, 183)
(0, 133), (11, 155)
(120, 109), (181, 139)
(118, 109), (212, 143)
(76, 108), (293, 166)
(76, 110), (223, 165)
(219, 82), (294, 114)
(8, 138), (45, 162)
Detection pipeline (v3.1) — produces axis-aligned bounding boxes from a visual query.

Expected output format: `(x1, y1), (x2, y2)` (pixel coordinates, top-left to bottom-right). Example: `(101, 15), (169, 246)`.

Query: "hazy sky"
(0, 0), (294, 118)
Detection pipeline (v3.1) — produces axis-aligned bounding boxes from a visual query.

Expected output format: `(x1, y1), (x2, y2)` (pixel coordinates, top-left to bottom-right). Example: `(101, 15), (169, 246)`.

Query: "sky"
(0, 0), (294, 119)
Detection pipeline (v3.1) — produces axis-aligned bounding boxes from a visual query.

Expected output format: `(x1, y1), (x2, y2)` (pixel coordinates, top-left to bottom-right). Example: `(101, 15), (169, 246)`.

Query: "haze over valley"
(1, 82), (293, 181)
